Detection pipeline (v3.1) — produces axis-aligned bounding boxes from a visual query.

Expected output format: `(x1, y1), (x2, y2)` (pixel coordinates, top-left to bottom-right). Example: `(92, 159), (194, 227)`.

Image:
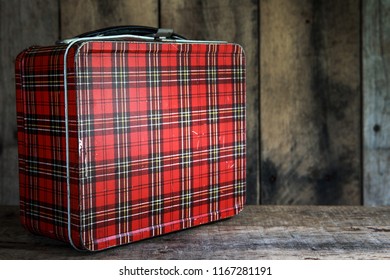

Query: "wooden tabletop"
(1, 205), (390, 259)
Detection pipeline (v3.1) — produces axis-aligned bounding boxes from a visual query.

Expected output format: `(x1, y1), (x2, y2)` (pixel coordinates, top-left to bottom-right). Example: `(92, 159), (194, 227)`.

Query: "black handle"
(73, 25), (186, 40)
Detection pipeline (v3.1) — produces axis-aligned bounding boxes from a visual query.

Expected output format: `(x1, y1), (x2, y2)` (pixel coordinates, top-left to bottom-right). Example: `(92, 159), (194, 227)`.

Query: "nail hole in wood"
(373, 124), (381, 133)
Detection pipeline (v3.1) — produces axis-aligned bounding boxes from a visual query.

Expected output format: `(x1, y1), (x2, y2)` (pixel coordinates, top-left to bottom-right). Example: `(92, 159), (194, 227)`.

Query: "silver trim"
(63, 38), (83, 251)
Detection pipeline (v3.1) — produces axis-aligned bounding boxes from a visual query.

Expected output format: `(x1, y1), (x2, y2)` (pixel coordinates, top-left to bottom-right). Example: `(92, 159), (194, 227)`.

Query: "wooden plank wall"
(260, 0), (361, 204)
(60, 0), (158, 38)
(0, 0), (389, 206)
(363, 0), (390, 205)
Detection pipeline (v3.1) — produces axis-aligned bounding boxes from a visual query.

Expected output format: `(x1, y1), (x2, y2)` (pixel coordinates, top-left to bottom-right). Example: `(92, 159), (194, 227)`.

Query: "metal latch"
(154, 28), (174, 41)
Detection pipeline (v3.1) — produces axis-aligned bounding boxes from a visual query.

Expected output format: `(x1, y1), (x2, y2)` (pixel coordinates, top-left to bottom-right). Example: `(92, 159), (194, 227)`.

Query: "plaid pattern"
(16, 40), (246, 251)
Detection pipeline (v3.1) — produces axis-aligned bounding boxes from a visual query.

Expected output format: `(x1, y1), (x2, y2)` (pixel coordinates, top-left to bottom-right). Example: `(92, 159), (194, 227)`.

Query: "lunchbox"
(15, 26), (246, 251)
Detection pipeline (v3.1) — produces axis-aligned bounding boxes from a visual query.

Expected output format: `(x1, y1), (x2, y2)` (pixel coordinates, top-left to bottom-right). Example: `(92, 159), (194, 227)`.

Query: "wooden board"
(160, 0), (260, 204)
(60, 0), (158, 38)
(260, 0), (361, 204)
(363, 0), (390, 205)
(1, 205), (390, 259)
(0, 0), (59, 205)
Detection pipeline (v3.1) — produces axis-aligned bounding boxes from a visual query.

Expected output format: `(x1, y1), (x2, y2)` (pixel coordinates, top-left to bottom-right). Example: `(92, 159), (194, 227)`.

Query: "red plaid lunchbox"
(15, 26), (246, 251)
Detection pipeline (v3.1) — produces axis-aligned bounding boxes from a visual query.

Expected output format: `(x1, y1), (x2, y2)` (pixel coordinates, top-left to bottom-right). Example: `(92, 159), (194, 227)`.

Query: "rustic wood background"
(0, 0), (389, 206)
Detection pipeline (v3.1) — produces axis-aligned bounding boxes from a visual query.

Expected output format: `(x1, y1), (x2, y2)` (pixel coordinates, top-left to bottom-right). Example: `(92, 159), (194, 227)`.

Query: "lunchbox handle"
(58, 25), (225, 45)
(71, 25), (186, 40)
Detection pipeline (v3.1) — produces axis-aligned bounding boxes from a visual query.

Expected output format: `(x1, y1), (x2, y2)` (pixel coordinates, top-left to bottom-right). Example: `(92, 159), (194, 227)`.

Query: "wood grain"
(1, 205), (390, 259)
(0, 0), (59, 205)
(60, 0), (158, 38)
(260, 0), (361, 204)
(363, 0), (390, 205)
(160, 0), (260, 204)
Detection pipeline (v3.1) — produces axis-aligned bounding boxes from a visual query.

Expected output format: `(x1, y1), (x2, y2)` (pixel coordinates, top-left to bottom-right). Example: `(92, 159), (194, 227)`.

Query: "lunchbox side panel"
(15, 45), (83, 248)
(75, 41), (246, 251)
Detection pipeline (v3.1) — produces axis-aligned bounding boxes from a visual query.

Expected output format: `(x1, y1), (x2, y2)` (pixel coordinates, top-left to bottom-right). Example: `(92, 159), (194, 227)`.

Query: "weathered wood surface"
(363, 0), (390, 205)
(260, 0), (361, 204)
(60, 0), (158, 38)
(161, 0), (260, 204)
(0, 0), (59, 205)
(1, 205), (390, 259)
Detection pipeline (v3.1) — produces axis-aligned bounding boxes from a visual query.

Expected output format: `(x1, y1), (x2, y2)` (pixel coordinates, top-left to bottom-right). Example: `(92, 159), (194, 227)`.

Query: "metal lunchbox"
(15, 26), (246, 251)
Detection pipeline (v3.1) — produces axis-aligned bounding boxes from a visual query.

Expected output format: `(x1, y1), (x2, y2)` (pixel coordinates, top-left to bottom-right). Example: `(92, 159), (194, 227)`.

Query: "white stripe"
(70, 76), (235, 86)
(78, 114), (244, 132)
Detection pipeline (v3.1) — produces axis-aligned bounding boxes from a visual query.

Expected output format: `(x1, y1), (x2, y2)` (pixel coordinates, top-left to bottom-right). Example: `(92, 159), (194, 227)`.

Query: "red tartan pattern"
(16, 40), (246, 251)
